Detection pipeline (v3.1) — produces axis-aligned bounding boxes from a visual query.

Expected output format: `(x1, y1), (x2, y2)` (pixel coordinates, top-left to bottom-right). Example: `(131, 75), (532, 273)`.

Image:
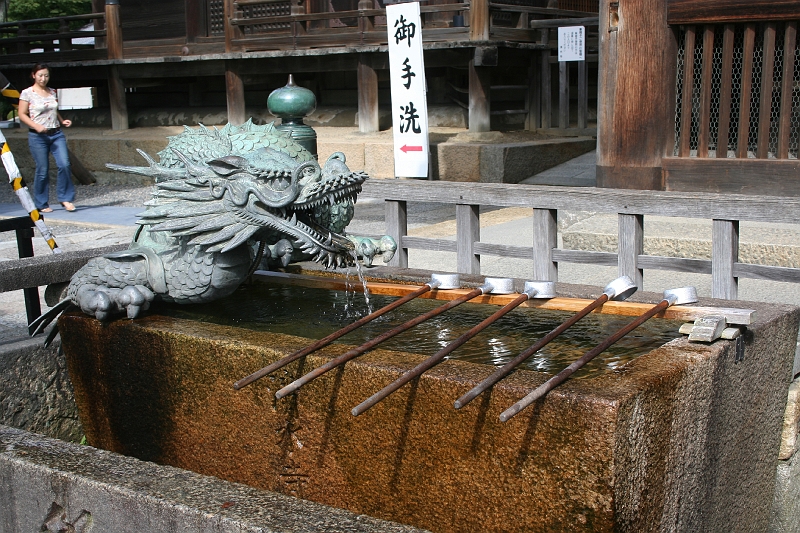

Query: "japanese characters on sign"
(387, 2), (429, 178)
(557, 26), (585, 62)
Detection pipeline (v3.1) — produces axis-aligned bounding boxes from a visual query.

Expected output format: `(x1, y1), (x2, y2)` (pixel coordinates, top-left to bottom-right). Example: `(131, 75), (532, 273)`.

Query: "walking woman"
(18, 63), (74, 213)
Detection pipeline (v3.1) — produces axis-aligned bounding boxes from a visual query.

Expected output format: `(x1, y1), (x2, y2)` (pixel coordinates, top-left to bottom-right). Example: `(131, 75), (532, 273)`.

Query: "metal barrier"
(0, 216), (39, 332)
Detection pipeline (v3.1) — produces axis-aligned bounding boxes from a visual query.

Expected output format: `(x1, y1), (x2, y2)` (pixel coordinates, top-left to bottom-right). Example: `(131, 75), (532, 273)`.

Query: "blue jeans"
(28, 130), (73, 210)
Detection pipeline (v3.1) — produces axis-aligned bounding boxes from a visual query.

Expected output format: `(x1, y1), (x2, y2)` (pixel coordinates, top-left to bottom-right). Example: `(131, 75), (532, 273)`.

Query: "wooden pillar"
(596, 0), (674, 190)
(468, 58), (490, 132)
(525, 53), (540, 131)
(558, 61), (569, 129)
(223, 0), (243, 53)
(104, 0), (123, 59)
(469, 0), (489, 41)
(185, 0), (206, 43)
(92, 0), (106, 48)
(107, 65), (128, 130)
(357, 54), (379, 133)
(225, 61), (246, 125)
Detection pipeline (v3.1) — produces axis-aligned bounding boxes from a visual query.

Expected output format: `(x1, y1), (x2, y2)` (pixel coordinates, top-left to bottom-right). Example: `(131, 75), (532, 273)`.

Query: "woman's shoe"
(40, 207), (53, 213)
(61, 202), (76, 212)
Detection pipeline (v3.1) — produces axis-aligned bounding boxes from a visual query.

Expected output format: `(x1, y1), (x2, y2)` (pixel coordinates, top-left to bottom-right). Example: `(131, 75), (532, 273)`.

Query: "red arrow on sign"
(400, 145), (423, 153)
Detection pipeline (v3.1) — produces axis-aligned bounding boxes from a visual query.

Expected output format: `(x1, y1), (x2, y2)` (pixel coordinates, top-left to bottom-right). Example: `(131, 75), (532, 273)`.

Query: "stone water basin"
(57, 268), (799, 533)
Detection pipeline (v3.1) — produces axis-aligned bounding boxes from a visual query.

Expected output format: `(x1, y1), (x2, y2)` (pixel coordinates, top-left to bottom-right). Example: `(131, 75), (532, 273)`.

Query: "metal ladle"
(454, 275), (637, 410)
(351, 279), (556, 417)
(233, 273), (460, 390)
(498, 286), (698, 422)
(274, 277), (500, 400)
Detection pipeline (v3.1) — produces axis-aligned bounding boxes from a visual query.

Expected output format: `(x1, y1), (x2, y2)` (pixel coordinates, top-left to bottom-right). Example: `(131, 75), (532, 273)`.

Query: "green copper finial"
(268, 74), (317, 118)
(268, 75), (318, 159)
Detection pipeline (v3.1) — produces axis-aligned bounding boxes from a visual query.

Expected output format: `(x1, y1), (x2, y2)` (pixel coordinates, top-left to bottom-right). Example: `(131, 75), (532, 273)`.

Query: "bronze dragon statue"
(32, 121), (395, 338)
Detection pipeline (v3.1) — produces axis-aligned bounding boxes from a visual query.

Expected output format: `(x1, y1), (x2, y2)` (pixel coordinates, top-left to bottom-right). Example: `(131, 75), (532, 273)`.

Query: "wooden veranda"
(0, 0), (599, 137)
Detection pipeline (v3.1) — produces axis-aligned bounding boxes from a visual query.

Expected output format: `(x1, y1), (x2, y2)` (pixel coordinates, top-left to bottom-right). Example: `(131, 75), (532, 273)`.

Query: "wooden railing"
(227, 0), (596, 49)
(361, 179), (800, 300)
(0, 12), (107, 62)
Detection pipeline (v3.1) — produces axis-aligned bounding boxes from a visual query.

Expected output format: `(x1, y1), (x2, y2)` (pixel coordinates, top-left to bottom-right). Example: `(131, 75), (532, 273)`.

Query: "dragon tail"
(29, 299), (72, 339)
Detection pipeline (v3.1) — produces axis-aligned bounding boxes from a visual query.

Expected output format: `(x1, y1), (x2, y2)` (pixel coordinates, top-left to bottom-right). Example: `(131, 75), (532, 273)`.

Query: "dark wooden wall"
(120, 0), (187, 41)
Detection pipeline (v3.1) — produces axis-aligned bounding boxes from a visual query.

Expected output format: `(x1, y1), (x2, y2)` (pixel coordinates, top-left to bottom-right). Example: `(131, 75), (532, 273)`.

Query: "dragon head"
(107, 123), (369, 268)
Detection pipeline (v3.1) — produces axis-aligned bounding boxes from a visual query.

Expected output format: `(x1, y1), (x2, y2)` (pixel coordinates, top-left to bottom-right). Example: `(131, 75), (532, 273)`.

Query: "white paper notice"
(557, 26), (585, 62)
(387, 2), (429, 178)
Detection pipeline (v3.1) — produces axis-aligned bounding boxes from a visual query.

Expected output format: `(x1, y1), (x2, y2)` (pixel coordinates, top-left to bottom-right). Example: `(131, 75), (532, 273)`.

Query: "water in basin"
(158, 282), (683, 379)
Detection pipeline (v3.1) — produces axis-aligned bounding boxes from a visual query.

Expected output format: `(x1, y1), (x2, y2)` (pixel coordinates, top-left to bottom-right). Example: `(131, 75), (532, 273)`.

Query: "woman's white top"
(20, 87), (60, 129)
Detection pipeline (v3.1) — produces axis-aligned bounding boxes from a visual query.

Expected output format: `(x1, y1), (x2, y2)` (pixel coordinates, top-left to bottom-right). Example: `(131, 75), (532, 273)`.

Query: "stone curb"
(0, 424), (428, 533)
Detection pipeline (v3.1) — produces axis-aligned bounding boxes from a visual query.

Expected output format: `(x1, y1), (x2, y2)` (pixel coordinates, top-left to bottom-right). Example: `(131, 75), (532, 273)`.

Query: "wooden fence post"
(533, 208), (558, 281)
(618, 213), (643, 289)
(712, 219), (738, 299)
(386, 200), (408, 268)
(456, 204), (480, 274)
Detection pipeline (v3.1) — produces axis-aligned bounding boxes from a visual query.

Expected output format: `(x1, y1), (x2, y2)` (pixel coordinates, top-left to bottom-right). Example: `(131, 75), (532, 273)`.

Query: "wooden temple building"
(0, 0), (796, 194)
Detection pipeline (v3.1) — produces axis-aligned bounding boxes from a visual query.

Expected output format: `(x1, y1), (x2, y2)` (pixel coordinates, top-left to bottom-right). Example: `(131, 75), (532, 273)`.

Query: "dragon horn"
(169, 148), (215, 178)
(105, 149), (185, 181)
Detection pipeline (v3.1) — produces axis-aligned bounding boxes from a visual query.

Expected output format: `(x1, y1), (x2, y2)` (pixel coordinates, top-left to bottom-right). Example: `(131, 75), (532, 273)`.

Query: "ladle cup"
(498, 286), (698, 422)
(275, 278), (498, 400)
(351, 280), (556, 416)
(233, 273), (460, 390)
(454, 275), (637, 409)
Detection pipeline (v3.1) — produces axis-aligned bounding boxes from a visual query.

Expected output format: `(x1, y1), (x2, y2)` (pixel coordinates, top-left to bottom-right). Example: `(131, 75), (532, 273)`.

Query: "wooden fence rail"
(361, 179), (800, 300)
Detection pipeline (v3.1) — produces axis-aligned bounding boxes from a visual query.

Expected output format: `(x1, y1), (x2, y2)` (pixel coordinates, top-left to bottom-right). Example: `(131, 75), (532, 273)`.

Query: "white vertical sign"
(557, 26), (585, 62)
(387, 2), (429, 178)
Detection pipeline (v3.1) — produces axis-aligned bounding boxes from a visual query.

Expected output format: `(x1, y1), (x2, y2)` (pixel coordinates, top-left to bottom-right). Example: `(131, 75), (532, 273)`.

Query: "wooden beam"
(357, 54), (379, 133)
(468, 58), (490, 132)
(716, 24), (734, 158)
(697, 26), (714, 158)
(756, 23), (776, 159)
(736, 24), (756, 158)
(225, 61), (246, 125)
(778, 22), (797, 159)
(668, 0), (800, 24)
(663, 157), (800, 195)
